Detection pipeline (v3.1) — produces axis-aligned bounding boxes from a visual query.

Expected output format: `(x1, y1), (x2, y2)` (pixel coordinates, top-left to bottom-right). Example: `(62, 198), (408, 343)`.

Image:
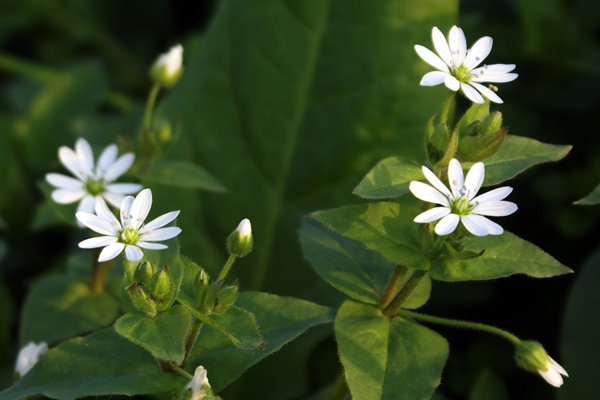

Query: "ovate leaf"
(140, 160), (227, 192)
(574, 182), (600, 205)
(353, 158), (423, 200)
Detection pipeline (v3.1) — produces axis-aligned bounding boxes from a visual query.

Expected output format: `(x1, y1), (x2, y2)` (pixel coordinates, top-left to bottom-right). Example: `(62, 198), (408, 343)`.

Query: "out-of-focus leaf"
(140, 160), (227, 192)
(353, 158), (424, 200)
(574, 182), (600, 205)
(469, 368), (509, 400)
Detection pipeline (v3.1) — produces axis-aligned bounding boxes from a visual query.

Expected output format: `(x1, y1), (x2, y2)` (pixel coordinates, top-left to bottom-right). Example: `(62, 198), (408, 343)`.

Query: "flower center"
(452, 65), (471, 83)
(121, 226), (139, 245)
(85, 177), (105, 196)
(450, 190), (475, 216)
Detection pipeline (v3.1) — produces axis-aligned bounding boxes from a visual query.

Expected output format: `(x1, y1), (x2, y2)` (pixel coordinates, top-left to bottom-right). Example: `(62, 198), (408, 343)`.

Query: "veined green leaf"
(140, 160), (227, 192)
(353, 158), (423, 200)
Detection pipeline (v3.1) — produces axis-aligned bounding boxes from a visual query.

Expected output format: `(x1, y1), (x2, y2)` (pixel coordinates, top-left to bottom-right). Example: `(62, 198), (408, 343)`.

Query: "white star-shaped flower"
(538, 356), (569, 387)
(46, 138), (143, 215)
(409, 158), (517, 236)
(186, 365), (211, 400)
(76, 188), (181, 262)
(15, 342), (48, 377)
(415, 26), (518, 103)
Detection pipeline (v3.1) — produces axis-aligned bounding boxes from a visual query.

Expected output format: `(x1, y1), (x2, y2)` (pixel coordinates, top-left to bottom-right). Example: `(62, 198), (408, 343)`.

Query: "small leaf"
(457, 101), (490, 138)
(574, 183), (600, 205)
(310, 203), (430, 270)
(456, 127), (508, 163)
(0, 329), (181, 400)
(429, 232), (572, 282)
(140, 160), (227, 192)
(20, 275), (120, 346)
(353, 158), (423, 200)
(335, 300), (448, 400)
(114, 305), (191, 363)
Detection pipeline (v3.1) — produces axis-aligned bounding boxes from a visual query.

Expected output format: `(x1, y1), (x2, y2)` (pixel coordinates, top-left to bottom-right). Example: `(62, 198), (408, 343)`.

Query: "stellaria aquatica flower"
(409, 158), (517, 236)
(186, 365), (211, 400)
(15, 342), (48, 377)
(46, 138), (142, 215)
(415, 26), (518, 103)
(76, 188), (181, 262)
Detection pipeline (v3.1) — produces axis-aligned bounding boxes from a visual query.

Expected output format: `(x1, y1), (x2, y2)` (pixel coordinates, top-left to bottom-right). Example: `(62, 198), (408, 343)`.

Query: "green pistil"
(85, 178), (105, 196)
(450, 195), (474, 216)
(122, 227), (139, 244)
(453, 65), (471, 83)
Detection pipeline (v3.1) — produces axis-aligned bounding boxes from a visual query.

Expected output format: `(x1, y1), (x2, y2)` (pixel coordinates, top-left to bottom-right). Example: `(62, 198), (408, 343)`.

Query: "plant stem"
(380, 265), (408, 309)
(89, 259), (113, 293)
(439, 92), (455, 125)
(327, 374), (349, 400)
(183, 318), (204, 365)
(382, 270), (427, 318)
(217, 254), (237, 282)
(143, 83), (161, 130)
(399, 310), (521, 345)
(124, 259), (134, 285)
(171, 365), (193, 380)
(427, 234), (447, 259)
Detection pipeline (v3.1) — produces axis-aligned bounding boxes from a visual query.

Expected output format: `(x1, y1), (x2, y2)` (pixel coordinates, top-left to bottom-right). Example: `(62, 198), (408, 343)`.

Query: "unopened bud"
(134, 261), (155, 286)
(150, 44), (183, 88)
(149, 267), (174, 310)
(515, 341), (568, 387)
(477, 111), (502, 136)
(214, 283), (239, 314)
(156, 120), (172, 144)
(227, 218), (253, 258)
(126, 283), (157, 317)
(195, 269), (211, 311)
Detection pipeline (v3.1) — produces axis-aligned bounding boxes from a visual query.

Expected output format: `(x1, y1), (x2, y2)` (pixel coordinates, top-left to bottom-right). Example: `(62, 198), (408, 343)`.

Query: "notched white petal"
(75, 138), (94, 175)
(448, 25), (467, 66)
(141, 227), (182, 242)
(432, 26), (452, 66)
(471, 72), (518, 83)
(435, 213), (459, 235)
(464, 162), (485, 199)
(470, 82), (503, 103)
(96, 144), (118, 176)
(421, 166), (452, 197)
(472, 201), (518, 217)
(447, 159), (464, 198)
(129, 189), (152, 230)
(140, 210), (181, 233)
(45, 173), (84, 190)
(460, 214), (489, 236)
(125, 245), (143, 261)
(420, 71), (448, 86)
(76, 195), (96, 215)
(415, 45), (450, 72)
(472, 186), (513, 204)
(76, 212), (117, 236)
(472, 64), (516, 75)
(51, 189), (87, 204)
(98, 242), (125, 262)
(464, 36), (493, 70)
(95, 198), (121, 231)
(539, 368), (564, 388)
(103, 153), (135, 182)
(105, 183), (144, 195)
(103, 192), (126, 209)
(461, 83), (484, 104)
(137, 242), (168, 250)
(409, 181), (450, 207)
(59, 146), (86, 180)
(79, 236), (118, 249)
(444, 75), (460, 91)
(414, 207), (451, 223)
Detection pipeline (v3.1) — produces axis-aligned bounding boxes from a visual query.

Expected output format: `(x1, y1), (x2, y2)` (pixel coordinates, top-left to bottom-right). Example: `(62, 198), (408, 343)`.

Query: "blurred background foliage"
(0, 0), (598, 399)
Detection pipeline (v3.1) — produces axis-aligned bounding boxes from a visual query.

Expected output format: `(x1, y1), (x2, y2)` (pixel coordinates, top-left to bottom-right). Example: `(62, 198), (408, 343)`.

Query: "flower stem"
(217, 254), (237, 282)
(382, 270), (427, 318)
(439, 92), (455, 125)
(89, 260), (113, 293)
(124, 259), (134, 285)
(143, 83), (161, 130)
(183, 318), (204, 365)
(380, 265), (408, 309)
(427, 234), (447, 259)
(171, 365), (193, 380)
(398, 310), (522, 345)
(327, 374), (350, 400)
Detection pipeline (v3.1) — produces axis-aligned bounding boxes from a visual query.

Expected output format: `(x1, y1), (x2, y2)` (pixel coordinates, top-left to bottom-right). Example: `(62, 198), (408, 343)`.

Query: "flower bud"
(148, 267), (174, 311)
(182, 365), (212, 400)
(134, 261), (155, 286)
(213, 283), (239, 314)
(476, 111), (502, 136)
(195, 269), (211, 311)
(156, 120), (172, 144)
(150, 44), (183, 88)
(126, 282), (157, 317)
(15, 342), (48, 377)
(515, 341), (568, 387)
(227, 219), (253, 258)
(426, 123), (450, 164)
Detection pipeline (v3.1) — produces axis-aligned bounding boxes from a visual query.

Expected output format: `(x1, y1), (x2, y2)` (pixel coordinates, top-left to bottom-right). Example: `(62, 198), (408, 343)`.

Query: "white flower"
(46, 138), (143, 216)
(409, 158), (517, 236)
(415, 26), (518, 103)
(538, 356), (569, 387)
(76, 189), (181, 262)
(150, 44), (183, 87)
(186, 365), (211, 400)
(237, 218), (251, 239)
(15, 342), (48, 377)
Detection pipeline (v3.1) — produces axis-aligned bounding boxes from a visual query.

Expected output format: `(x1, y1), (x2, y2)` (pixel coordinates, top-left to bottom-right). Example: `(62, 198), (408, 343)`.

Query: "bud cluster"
(194, 268), (239, 316)
(126, 262), (175, 317)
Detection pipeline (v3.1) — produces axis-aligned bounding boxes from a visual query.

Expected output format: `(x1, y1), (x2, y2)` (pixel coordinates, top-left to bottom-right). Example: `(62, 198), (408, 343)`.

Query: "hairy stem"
(182, 318), (204, 366)
(383, 270), (426, 318)
(439, 92), (455, 125)
(380, 265), (408, 309)
(217, 254), (237, 282)
(172, 365), (193, 380)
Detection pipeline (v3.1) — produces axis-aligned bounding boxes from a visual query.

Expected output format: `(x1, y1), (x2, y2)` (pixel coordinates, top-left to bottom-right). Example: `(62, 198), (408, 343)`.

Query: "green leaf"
(0, 329), (181, 400)
(429, 232), (572, 282)
(20, 275), (120, 346)
(574, 182), (600, 205)
(187, 291), (335, 392)
(465, 135), (571, 186)
(335, 300), (448, 400)
(204, 306), (264, 351)
(310, 203), (430, 270)
(456, 101), (489, 138)
(140, 160), (227, 192)
(401, 273), (432, 310)
(114, 305), (191, 363)
(353, 158), (423, 200)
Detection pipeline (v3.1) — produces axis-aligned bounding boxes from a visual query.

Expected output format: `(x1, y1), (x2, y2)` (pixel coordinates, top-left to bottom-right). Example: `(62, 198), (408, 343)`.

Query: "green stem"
(124, 259), (134, 285)
(143, 83), (161, 130)
(399, 310), (521, 345)
(183, 318), (204, 365)
(327, 374), (350, 400)
(217, 254), (237, 282)
(427, 234), (447, 259)
(89, 260), (113, 293)
(380, 265), (408, 309)
(383, 270), (427, 318)
(171, 365), (193, 380)
(439, 92), (455, 125)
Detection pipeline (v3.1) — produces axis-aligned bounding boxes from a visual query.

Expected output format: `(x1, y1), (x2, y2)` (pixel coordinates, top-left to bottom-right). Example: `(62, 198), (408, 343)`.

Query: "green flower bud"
(213, 283), (239, 314)
(227, 219), (253, 258)
(195, 269), (211, 311)
(156, 120), (172, 144)
(515, 341), (568, 387)
(134, 261), (155, 286)
(150, 45), (183, 88)
(126, 283), (157, 317)
(148, 267), (174, 311)
(476, 111), (502, 136)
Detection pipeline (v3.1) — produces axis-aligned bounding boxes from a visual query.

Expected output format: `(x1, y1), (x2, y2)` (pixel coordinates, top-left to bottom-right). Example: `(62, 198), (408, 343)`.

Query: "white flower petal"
(76, 195), (96, 214)
(472, 63), (516, 75)
(409, 181), (450, 206)
(472, 201), (518, 216)
(414, 45), (450, 73)
(414, 207), (451, 223)
(237, 218), (252, 238)
(471, 187), (513, 204)
(130, 189), (152, 230)
(422, 166), (452, 197)
(444, 75), (460, 91)
(470, 82), (504, 104)
(120, 196), (135, 226)
(102, 192), (126, 209)
(15, 342), (48, 377)
(98, 242), (125, 262)
(460, 214), (489, 236)
(51, 189), (87, 204)
(461, 83), (484, 103)
(464, 36), (493, 70)
(78, 236), (118, 249)
(420, 71), (448, 86)
(137, 242), (168, 250)
(548, 357), (568, 377)
(76, 212), (117, 236)
(431, 26), (453, 66)
(140, 211), (180, 233)
(125, 245), (144, 261)
(447, 159), (464, 198)
(435, 213), (460, 235)
(141, 227), (182, 242)
(75, 138), (94, 176)
(471, 72), (518, 83)
(58, 146), (86, 180)
(464, 162), (485, 199)
(45, 173), (83, 190)
(95, 198), (121, 232)
(105, 183), (144, 195)
(96, 144), (118, 177)
(103, 153), (135, 182)
(448, 26), (467, 67)
(538, 367), (564, 388)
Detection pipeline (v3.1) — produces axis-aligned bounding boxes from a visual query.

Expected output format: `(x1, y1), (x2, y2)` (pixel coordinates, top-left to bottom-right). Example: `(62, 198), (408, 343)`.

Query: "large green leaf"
(0, 329), (182, 400)
(574, 182), (600, 205)
(140, 160), (227, 192)
(353, 158), (423, 200)
(158, 0), (457, 295)
(310, 202), (430, 270)
(187, 291), (335, 392)
(465, 135), (571, 187)
(429, 232), (572, 282)
(114, 305), (191, 363)
(335, 300), (448, 400)
(20, 275), (120, 346)
(300, 219), (431, 308)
